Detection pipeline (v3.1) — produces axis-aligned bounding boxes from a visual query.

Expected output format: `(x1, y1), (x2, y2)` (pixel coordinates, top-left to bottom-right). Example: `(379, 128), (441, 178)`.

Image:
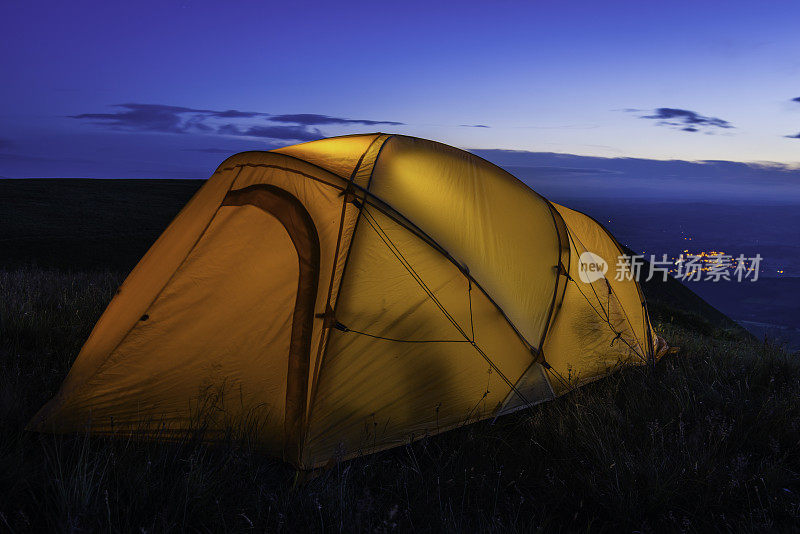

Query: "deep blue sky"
(2, 0), (800, 180)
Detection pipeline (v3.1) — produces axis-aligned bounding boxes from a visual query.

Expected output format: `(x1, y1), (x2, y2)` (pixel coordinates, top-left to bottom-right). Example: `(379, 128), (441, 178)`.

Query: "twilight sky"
(2, 0), (800, 180)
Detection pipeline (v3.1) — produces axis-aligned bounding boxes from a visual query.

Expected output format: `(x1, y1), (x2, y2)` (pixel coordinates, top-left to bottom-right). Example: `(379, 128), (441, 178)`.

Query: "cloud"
(634, 107), (734, 133)
(219, 124), (323, 141)
(211, 109), (270, 118)
(70, 103), (270, 134)
(792, 97), (800, 103)
(268, 113), (403, 126)
(503, 165), (619, 176)
(70, 103), (402, 142)
(460, 124), (490, 128)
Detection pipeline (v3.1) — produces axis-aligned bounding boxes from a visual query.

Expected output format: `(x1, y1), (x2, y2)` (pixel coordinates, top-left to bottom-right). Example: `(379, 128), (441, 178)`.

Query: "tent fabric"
(543, 204), (654, 394)
(29, 133), (659, 469)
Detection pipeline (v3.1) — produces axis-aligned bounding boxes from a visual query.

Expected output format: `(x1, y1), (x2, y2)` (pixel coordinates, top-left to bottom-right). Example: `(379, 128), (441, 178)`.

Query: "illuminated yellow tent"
(30, 134), (659, 468)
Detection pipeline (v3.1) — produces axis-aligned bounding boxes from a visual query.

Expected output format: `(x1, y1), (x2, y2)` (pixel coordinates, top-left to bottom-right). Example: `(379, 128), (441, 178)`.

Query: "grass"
(1, 179), (797, 531)
(2, 265), (800, 532)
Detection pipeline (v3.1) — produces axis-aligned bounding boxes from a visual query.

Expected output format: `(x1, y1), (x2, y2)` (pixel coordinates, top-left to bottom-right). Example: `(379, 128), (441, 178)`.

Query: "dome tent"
(30, 134), (660, 469)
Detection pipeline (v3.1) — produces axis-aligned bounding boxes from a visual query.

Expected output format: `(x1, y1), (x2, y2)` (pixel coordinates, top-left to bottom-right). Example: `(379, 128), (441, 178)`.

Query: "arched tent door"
(221, 185), (321, 462)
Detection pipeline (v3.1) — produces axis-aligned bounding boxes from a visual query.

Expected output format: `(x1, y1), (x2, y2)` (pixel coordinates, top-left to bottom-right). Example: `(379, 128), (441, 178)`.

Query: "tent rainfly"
(29, 134), (664, 469)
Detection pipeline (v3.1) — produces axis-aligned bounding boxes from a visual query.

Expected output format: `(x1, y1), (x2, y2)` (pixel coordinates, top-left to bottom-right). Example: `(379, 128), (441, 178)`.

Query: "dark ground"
(0, 179), (204, 271)
(1, 179), (799, 532)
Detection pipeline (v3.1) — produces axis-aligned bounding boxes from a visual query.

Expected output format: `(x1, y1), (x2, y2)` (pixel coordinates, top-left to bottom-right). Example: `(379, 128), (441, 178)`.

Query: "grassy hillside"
(1, 179), (798, 532)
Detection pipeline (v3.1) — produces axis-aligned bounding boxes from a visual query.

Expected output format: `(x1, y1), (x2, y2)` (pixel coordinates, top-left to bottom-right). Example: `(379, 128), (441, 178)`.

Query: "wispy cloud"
(70, 103), (402, 142)
(633, 107), (734, 133)
(269, 113), (403, 126)
(69, 103), (270, 134)
(460, 124), (490, 128)
(218, 124), (323, 141)
(792, 97), (800, 103)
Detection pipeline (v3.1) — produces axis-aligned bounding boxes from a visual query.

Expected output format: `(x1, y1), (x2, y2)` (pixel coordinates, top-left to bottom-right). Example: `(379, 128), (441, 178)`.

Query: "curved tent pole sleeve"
(221, 185), (321, 467)
(536, 200), (572, 362)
